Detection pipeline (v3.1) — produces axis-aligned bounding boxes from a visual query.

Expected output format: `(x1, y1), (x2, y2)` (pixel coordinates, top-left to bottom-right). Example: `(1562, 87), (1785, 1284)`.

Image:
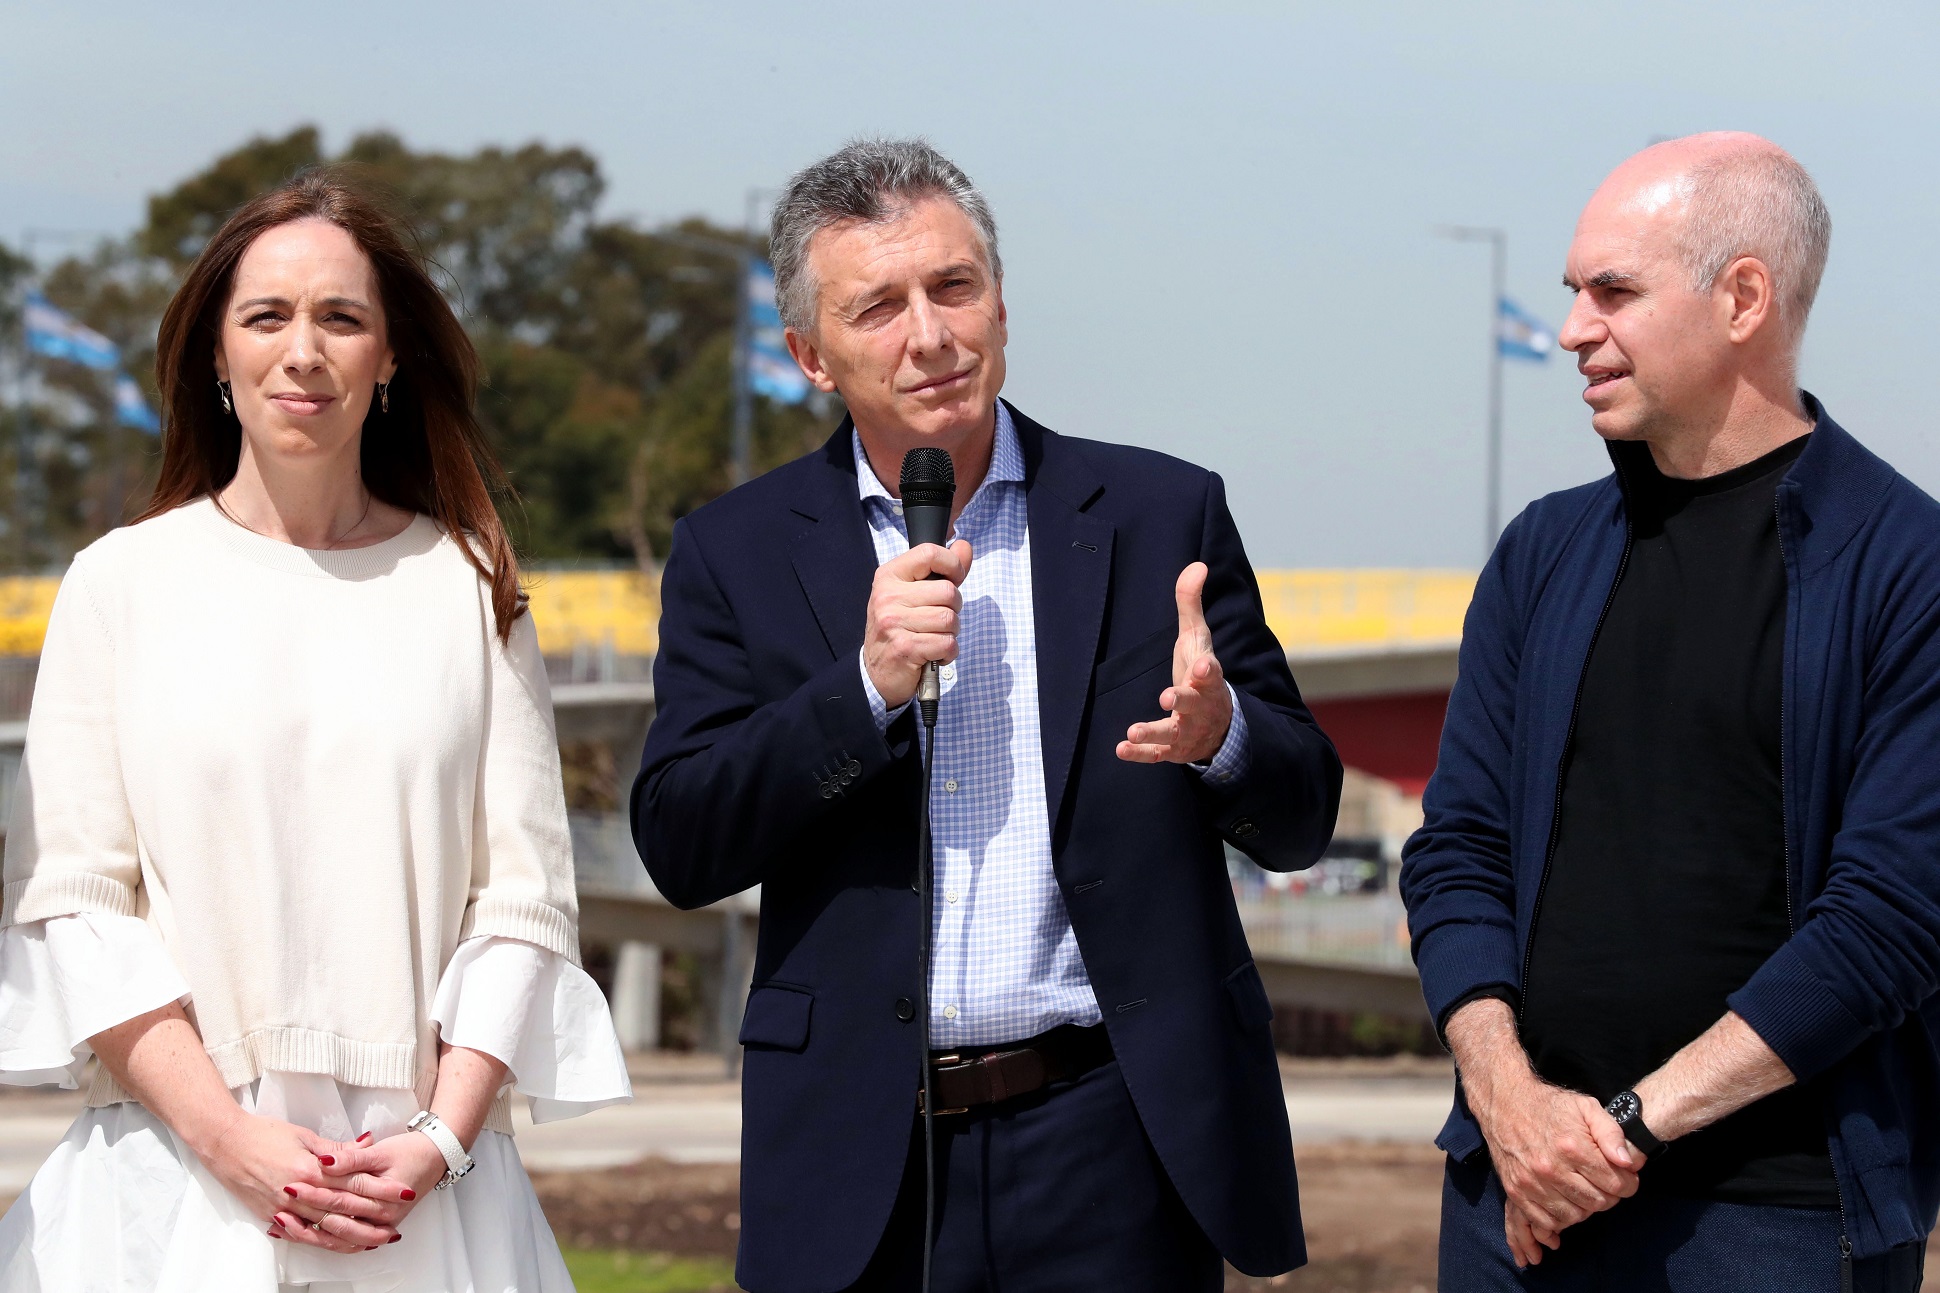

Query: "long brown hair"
(141, 169), (526, 640)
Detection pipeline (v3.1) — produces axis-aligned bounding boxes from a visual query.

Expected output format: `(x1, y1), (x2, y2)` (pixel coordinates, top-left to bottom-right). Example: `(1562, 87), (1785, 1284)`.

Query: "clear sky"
(6, 1), (1936, 568)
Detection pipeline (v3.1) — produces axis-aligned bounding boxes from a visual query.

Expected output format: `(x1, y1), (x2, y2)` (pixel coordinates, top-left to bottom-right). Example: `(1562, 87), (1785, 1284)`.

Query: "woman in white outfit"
(0, 171), (631, 1291)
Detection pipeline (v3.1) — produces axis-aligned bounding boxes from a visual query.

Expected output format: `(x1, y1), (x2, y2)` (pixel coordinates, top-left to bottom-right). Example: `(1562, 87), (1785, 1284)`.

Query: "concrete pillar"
(610, 940), (662, 1052)
(717, 911), (756, 1077)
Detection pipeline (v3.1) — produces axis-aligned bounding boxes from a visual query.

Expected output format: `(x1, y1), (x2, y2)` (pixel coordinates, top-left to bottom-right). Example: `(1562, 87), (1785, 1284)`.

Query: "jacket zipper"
(1775, 494), (1797, 938)
(1518, 484), (1634, 1013)
(1775, 491), (1855, 1283)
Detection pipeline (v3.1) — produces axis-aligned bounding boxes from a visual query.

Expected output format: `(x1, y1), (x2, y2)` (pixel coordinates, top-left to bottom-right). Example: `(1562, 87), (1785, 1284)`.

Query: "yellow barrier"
(0, 565), (1477, 658)
(0, 578), (61, 656)
(1256, 569), (1476, 655)
(522, 568), (661, 658)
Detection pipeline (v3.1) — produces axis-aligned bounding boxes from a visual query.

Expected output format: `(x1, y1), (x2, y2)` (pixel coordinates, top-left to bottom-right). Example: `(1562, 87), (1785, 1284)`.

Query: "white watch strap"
(408, 1111), (474, 1185)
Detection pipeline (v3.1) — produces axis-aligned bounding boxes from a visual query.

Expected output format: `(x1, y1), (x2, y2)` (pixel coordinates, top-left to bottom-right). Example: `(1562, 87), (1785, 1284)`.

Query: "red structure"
(1306, 691), (1451, 797)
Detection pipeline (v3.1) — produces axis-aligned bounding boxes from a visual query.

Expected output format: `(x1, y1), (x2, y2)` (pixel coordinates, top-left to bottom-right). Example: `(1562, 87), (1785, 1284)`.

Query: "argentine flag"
(24, 293), (121, 370)
(114, 373), (161, 433)
(745, 260), (810, 405)
(1497, 296), (1554, 362)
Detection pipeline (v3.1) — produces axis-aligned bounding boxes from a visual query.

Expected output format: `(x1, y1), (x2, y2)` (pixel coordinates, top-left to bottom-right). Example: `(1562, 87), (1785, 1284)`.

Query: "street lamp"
(1435, 225), (1507, 556)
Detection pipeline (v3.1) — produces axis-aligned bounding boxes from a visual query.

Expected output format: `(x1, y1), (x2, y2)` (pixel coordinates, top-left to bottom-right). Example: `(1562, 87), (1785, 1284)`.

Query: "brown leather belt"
(917, 1023), (1114, 1116)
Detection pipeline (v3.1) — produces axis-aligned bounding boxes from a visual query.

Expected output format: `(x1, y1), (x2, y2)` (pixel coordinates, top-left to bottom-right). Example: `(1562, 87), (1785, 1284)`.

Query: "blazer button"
(846, 759), (862, 777)
(895, 997), (915, 1022)
(1232, 818), (1260, 840)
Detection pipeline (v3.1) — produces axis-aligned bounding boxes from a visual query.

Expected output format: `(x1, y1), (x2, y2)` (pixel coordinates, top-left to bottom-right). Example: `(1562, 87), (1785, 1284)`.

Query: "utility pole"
(1436, 225), (1507, 557)
(653, 189), (769, 488)
(729, 189), (760, 488)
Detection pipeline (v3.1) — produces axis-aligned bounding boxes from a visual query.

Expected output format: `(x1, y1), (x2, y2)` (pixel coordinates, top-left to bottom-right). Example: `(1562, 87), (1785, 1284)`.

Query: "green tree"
(5, 126), (839, 572)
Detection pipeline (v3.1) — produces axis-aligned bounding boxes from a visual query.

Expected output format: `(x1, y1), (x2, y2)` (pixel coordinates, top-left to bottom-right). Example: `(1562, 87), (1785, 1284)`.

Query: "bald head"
(1560, 133), (1827, 462)
(1590, 132), (1831, 348)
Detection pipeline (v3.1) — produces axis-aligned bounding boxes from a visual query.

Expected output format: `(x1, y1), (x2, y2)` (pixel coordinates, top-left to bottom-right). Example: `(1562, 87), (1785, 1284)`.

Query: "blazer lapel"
(790, 423), (878, 662)
(1018, 409), (1113, 837)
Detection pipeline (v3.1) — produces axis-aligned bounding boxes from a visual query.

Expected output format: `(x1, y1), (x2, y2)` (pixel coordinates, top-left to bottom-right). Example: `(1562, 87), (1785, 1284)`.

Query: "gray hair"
(1675, 145), (1831, 349)
(769, 138), (1001, 334)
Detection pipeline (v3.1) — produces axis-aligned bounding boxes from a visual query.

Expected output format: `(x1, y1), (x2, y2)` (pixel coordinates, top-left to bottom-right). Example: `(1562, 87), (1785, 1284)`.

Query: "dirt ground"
(529, 1141), (1446, 1293)
(12, 1141), (1934, 1290)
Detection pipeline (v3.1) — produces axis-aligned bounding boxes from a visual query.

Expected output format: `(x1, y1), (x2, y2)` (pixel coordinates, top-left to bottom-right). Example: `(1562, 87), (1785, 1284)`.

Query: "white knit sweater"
(0, 498), (579, 1109)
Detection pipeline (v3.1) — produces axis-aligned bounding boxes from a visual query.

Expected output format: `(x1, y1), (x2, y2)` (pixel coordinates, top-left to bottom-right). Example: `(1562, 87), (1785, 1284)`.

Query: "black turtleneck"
(1519, 432), (1836, 1206)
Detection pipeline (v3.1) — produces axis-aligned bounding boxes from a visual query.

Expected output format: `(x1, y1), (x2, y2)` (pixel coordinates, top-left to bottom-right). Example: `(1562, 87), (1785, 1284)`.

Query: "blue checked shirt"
(856, 405), (1250, 1047)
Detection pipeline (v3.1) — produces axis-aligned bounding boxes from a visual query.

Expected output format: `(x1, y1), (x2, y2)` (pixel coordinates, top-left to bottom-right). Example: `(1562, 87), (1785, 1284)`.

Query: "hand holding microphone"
(863, 447), (971, 711)
(864, 540), (973, 708)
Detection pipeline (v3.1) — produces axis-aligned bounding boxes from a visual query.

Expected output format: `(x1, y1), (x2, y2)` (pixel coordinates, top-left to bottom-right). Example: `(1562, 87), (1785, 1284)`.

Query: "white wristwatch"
(406, 1110), (476, 1189)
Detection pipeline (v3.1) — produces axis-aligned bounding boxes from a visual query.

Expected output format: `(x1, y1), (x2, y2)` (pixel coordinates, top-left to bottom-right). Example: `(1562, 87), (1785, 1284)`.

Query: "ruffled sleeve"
(459, 608), (581, 963)
(0, 912), (191, 1088)
(2, 556), (142, 927)
(429, 935), (632, 1124)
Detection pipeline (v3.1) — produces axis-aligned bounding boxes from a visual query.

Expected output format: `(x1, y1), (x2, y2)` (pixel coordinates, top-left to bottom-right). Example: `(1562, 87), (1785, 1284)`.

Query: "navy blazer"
(633, 404), (1343, 1291)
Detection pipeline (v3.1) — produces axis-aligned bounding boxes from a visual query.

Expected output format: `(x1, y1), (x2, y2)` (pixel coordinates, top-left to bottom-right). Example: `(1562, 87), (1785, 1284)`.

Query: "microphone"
(899, 448), (955, 727)
(898, 445), (952, 1293)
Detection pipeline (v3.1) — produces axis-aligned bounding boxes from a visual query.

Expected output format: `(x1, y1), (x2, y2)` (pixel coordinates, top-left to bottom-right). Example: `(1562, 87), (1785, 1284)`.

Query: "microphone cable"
(914, 662), (941, 1293)
(898, 444), (954, 1293)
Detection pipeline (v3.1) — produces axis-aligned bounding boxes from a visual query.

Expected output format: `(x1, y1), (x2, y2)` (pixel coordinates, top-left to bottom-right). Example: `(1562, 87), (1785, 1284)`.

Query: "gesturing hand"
(273, 1128), (448, 1249)
(1117, 562), (1233, 765)
(863, 539), (973, 709)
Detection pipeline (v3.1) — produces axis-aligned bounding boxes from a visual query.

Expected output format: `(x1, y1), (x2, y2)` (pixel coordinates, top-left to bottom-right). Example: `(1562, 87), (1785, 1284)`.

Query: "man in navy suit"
(633, 138), (1342, 1293)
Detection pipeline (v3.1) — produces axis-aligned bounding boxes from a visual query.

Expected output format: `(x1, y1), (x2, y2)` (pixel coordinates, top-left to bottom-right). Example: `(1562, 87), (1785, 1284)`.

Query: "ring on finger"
(310, 1214), (329, 1231)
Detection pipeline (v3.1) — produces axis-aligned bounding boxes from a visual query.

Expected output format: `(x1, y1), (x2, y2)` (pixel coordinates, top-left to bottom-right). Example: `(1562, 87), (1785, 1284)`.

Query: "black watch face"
(1606, 1091), (1641, 1123)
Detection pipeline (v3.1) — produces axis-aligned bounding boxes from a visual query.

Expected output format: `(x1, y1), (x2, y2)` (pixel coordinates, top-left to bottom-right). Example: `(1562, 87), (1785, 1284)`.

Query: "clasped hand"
(1470, 1072), (1641, 1267)
(201, 1110), (448, 1255)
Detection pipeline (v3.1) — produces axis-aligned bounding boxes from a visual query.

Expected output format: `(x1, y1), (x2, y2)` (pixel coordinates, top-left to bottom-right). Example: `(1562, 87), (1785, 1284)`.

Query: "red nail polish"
(388, 1234), (403, 1244)
(356, 1132), (373, 1143)
(317, 1155), (335, 1166)
(283, 1187), (298, 1197)
(399, 1188), (416, 1201)
(267, 1228), (282, 1237)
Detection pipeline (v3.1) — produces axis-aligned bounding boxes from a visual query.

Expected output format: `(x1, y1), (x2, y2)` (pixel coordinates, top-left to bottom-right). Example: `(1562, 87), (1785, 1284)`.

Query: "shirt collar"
(853, 403), (1025, 512)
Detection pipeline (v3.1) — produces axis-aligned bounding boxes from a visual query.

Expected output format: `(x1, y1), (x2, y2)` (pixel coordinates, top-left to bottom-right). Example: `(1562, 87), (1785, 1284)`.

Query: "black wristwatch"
(1604, 1090), (1667, 1160)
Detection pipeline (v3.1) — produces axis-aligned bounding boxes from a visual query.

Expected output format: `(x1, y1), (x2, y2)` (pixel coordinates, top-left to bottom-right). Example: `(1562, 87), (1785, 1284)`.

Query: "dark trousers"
(843, 1058), (1222, 1292)
(1440, 1152), (1926, 1292)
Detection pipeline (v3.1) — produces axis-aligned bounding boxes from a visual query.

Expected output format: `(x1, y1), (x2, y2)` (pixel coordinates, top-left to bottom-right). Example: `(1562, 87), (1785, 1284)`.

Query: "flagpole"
(14, 234), (35, 571)
(1436, 225), (1508, 559)
(1486, 231), (1505, 551)
(730, 188), (757, 488)
(13, 259), (33, 572)
(652, 205), (771, 491)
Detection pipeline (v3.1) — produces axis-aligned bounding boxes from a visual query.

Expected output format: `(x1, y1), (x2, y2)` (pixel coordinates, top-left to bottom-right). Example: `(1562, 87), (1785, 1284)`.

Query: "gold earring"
(217, 380), (232, 415)
(378, 381), (390, 415)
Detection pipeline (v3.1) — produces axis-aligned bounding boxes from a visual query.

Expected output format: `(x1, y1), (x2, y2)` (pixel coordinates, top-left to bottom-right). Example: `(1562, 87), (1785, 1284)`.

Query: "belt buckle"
(917, 1053), (972, 1116)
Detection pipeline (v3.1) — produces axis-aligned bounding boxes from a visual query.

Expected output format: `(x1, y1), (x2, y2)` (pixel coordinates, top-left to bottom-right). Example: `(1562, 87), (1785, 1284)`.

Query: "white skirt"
(0, 916), (635, 1292)
(0, 1097), (571, 1293)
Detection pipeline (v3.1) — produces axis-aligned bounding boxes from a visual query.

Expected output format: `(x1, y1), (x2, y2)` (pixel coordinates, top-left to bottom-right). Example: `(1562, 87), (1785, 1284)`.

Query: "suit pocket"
(1094, 626), (1174, 697)
(1223, 960), (1274, 1032)
(739, 983), (814, 1052)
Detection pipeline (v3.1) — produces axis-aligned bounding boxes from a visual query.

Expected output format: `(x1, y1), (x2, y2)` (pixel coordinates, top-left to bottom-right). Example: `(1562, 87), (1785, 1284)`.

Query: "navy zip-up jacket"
(1402, 399), (1940, 1258)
